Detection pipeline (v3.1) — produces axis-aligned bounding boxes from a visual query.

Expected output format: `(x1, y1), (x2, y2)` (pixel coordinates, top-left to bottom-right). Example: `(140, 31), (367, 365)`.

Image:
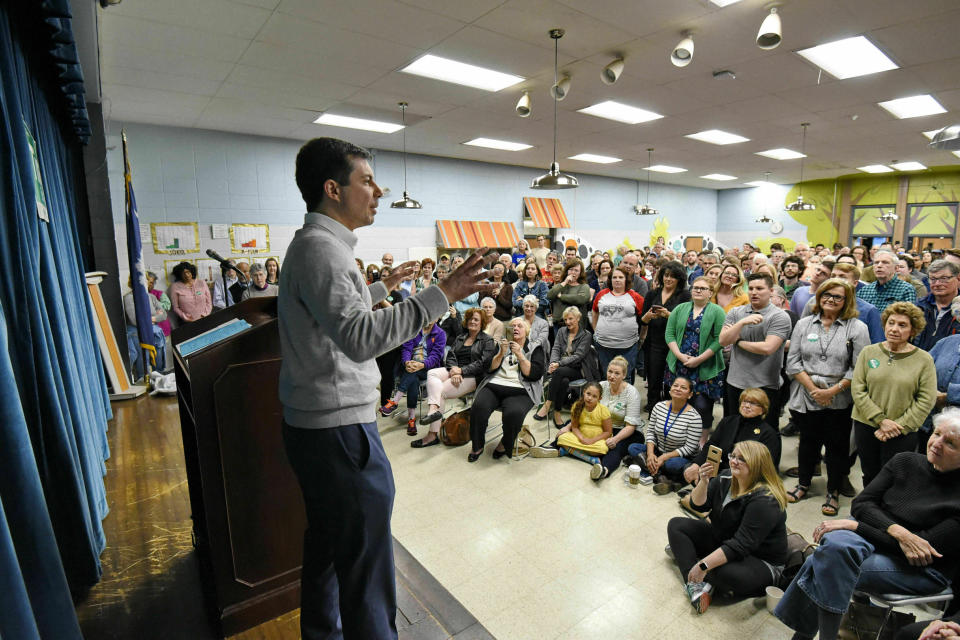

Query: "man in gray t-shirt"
(720, 272), (792, 424)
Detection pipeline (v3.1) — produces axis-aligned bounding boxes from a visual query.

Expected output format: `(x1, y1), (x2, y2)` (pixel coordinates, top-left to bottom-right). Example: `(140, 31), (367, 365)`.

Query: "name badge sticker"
(807, 333), (819, 342)
(868, 358), (880, 369)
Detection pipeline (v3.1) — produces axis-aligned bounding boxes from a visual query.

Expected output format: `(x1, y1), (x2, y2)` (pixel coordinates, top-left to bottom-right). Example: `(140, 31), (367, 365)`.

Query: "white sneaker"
(530, 445), (559, 458)
(590, 463), (606, 480)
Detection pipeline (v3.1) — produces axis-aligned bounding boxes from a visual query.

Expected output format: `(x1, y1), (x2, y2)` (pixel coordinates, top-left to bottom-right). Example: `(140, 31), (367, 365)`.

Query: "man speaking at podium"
(278, 137), (492, 640)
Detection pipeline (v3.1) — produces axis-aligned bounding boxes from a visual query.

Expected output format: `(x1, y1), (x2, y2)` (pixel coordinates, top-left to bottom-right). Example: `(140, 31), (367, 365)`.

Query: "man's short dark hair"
(295, 137), (372, 212)
(900, 255), (915, 269)
(746, 272), (774, 288)
(781, 255), (804, 272)
(770, 242), (784, 252)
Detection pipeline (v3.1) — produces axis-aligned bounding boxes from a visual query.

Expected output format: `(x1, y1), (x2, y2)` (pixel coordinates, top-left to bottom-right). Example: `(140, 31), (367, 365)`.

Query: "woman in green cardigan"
(665, 276), (726, 436)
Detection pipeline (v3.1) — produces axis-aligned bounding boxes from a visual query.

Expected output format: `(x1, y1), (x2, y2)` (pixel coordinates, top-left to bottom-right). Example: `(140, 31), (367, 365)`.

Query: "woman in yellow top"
(532, 382), (612, 474)
(712, 264), (749, 312)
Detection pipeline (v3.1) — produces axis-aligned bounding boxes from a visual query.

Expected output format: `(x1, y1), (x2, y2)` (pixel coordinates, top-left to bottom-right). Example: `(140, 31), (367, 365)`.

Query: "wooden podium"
(172, 297), (306, 637)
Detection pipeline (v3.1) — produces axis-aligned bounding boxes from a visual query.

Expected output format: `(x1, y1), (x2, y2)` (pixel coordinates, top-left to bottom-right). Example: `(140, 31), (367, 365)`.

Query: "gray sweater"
(278, 213), (449, 428)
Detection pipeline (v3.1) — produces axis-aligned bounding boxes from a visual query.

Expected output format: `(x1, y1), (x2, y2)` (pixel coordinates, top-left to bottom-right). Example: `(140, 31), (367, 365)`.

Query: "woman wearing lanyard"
(784, 279), (870, 516)
(627, 376), (702, 494)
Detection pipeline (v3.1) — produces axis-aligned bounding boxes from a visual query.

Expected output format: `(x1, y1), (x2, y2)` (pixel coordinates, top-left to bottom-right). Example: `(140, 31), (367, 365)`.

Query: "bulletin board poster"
(152, 222), (199, 255)
(195, 258), (225, 285)
(230, 223), (270, 254)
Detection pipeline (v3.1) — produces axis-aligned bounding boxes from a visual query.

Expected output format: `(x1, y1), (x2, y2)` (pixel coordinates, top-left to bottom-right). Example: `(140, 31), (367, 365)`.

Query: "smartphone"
(706, 445), (722, 478)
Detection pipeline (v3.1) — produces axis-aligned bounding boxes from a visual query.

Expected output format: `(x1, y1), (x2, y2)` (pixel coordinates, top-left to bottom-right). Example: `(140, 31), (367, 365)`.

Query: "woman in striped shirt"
(628, 376), (702, 494)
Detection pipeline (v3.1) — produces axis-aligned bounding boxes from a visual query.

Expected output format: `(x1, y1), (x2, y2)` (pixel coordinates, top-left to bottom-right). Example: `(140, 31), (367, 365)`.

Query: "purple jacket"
(400, 324), (447, 369)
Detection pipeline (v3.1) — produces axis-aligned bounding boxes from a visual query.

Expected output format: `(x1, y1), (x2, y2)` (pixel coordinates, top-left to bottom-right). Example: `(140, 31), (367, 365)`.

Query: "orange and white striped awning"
(523, 197), (570, 228)
(436, 220), (521, 249)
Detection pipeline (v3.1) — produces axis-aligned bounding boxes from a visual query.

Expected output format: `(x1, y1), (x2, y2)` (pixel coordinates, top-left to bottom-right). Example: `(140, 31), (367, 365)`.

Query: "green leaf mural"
(852, 206), (895, 236)
(783, 179), (840, 245)
(907, 204), (957, 236)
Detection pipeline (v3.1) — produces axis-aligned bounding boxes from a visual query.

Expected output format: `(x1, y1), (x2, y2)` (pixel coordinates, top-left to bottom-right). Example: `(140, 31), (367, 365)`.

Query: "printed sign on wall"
(152, 222), (199, 255)
(230, 223), (270, 254)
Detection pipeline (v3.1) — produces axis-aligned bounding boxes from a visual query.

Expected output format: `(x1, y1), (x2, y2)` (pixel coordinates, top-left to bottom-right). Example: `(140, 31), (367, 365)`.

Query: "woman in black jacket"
(412, 308), (496, 448)
(667, 440), (788, 614)
(533, 306), (599, 428)
(682, 388), (782, 485)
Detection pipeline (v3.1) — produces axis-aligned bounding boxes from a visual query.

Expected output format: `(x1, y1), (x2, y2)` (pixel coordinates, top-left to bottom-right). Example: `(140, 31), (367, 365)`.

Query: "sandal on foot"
(786, 485), (810, 503)
(821, 492), (840, 516)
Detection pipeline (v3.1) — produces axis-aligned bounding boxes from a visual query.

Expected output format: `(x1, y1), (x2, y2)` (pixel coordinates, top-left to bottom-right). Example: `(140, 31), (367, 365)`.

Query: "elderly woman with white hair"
(241, 262), (279, 299)
(776, 407), (960, 640)
(533, 306), (599, 428)
(480, 296), (504, 340)
(467, 317), (546, 462)
(520, 294), (550, 353)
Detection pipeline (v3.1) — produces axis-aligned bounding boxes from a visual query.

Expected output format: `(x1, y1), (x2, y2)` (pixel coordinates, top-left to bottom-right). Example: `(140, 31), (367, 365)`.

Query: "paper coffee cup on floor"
(765, 585), (783, 613)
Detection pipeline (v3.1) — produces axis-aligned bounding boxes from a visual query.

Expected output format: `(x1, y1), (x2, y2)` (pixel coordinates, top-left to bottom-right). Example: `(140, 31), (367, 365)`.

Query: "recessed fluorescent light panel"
(858, 164), (893, 173)
(796, 36), (898, 80)
(463, 137), (532, 151)
(890, 161), (926, 171)
(954, 151), (960, 159)
(701, 173), (738, 181)
(709, 0), (743, 5)
(569, 153), (621, 164)
(646, 165), (687, 173)
(746, 180), (776, 187)
(685, 129), (750, 145)
(755, 148), (806, 160)
(400, 54), (524, 91)
(923, 130), (941, 139)
(577, 100), (664, 124)
(313, 113), (404, 133)
(878, 94), (947, 119)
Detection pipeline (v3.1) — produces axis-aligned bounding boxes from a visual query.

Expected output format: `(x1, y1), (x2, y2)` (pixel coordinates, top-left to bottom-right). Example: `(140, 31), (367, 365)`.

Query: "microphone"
(205, 249), (247, 282)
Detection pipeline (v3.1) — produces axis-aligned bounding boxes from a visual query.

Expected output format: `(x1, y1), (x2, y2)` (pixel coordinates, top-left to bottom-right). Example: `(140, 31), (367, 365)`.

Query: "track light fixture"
(757, 7), (782, 50)
(516, 92), (531, 117)
(671, 32), (695, 68)
(550, 75), (571, 101)
(531, 29), (578, 190)
(601, 58), (624, 84)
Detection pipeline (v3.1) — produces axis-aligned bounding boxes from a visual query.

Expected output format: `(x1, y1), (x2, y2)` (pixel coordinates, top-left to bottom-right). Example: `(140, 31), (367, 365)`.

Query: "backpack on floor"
(440, 410), (471, 446)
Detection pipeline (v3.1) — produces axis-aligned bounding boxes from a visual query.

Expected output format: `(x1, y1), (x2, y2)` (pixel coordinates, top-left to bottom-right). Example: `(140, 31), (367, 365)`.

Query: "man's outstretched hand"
(438, 249), (497, 303)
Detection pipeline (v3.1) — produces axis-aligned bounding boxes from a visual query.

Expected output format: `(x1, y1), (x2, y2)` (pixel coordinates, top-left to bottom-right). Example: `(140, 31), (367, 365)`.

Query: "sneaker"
(406, 419), (418, 436)
(689, 582), (713, 614)
(419, 410), (443, 426)
(590, 463), (607, 480)
(379, 400), (399, 417)
(637, 470), (654, 485)
(621, 455), (635, 468)
(530, 444), (559, 458)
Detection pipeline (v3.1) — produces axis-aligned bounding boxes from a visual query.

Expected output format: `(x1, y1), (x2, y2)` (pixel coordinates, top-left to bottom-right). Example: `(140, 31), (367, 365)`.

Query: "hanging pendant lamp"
(635, 148), (659, 215)
(785, 123), (815, 212)
(531, 29), (578, 190)
(391, 102), (422, 209)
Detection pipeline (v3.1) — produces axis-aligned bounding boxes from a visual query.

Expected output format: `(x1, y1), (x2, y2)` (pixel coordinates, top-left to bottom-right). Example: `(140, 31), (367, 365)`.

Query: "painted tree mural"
(785, 175), (900, 244)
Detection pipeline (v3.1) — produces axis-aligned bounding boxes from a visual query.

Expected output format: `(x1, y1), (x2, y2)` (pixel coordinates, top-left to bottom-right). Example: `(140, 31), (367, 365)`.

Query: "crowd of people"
(361, 237), (960, 638)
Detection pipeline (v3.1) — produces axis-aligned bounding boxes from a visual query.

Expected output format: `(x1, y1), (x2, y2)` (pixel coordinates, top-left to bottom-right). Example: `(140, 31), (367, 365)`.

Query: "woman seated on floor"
(583, 356), (644, 481)
(411, 308), (496, 448)
(533, 356), (643, 482)
(683, 388), (782, 486)
(667, 440), (788, 615)
(379, 321), (446, 435)
(534, 306), (598, 428)
(626, 376), (702, 494)
(467, 317), (546, 463)
(775, 408), (960, 640)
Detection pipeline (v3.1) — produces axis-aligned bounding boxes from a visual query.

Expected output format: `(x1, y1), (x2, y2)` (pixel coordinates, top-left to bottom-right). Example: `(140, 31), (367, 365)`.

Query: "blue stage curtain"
(0, 0), (111, 632)
(0, 301), (82, 639)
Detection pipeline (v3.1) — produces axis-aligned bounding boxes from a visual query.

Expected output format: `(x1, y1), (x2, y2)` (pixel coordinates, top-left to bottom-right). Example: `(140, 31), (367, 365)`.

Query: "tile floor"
(380, 393), (855, 640)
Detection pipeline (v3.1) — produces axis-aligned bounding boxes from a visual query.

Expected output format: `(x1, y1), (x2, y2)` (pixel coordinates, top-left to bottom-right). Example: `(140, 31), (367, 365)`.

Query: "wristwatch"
(698, 561), (709, 572)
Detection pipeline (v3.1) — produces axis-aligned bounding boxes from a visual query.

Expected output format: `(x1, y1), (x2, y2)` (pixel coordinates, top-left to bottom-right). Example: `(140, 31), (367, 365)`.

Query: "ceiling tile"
(106, 0), (272, 39)
(99, 13), (250, 63)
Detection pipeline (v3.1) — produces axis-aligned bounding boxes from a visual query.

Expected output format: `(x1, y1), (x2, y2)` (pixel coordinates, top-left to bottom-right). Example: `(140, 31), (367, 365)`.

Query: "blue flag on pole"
(122, 130), (156, 369)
